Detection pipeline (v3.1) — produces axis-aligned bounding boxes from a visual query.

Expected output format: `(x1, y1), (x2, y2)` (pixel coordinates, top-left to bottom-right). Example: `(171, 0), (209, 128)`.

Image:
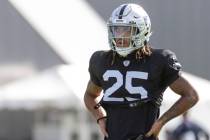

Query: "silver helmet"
(107, 3), (152, 57)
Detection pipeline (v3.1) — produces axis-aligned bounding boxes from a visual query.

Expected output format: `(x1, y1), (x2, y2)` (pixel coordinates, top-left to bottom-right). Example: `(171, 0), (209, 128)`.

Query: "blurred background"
(0, 0), (209, 140)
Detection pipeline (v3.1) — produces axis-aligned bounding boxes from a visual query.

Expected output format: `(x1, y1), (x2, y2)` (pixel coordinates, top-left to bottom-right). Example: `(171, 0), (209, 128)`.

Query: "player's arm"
(146, 75), (199, 138)
(158, 75), (199, 125)
(84, 80), (106, 120)
(159, 76), (199, 124)
(84, 80), (108, 137)
(154, 50), (199, 126)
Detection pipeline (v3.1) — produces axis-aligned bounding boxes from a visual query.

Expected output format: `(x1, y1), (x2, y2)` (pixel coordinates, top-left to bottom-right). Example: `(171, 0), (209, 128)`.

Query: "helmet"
(107, 3), (152, 57)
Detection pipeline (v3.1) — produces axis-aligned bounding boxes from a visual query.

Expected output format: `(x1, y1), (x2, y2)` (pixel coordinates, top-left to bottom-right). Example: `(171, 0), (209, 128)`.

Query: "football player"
(84, 3), (199, 140)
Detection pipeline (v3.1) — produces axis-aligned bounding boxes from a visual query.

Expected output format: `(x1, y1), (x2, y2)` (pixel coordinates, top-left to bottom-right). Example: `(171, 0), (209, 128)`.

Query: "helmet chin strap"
(111, 38), (131, 57)
(113, 38), (144, 57)
(115, 44), (135, 57)
(116, 49), (133, 57)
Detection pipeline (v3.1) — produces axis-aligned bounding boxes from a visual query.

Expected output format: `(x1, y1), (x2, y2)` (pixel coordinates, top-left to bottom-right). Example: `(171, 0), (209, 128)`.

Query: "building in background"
(0, 65), (103, 140)
(0, 0), (105, 140)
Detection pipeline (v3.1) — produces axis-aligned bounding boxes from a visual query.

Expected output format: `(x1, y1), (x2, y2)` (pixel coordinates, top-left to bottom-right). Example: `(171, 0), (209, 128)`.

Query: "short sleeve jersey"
(88, 49), (181, 140)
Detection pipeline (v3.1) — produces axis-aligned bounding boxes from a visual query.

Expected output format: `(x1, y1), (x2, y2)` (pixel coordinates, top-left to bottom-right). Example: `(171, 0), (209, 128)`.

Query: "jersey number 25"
(103, 70), (148, 102)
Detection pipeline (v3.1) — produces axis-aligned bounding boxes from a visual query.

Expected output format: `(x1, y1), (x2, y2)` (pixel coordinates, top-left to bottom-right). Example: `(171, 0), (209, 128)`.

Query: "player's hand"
(145, 120), (164, 139)
(98, 118), (109, 138)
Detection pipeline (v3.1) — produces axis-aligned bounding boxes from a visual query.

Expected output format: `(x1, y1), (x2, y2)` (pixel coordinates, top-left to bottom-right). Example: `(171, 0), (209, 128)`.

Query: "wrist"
(157, 117), (167, 126)
(94, 106), (107, 121)
(97, 116), (107, 124)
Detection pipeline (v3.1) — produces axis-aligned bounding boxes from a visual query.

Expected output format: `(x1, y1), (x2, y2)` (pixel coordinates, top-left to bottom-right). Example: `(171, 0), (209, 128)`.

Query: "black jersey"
(88, 49), (181, 140)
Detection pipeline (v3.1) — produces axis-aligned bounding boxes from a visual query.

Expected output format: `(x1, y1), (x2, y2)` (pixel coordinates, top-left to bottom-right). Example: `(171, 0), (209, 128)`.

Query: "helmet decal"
(118, 4), (128, 19)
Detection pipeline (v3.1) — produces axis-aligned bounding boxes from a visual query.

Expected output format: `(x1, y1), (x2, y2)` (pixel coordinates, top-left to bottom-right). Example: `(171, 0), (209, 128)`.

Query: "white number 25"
(102, 70), (148, 102)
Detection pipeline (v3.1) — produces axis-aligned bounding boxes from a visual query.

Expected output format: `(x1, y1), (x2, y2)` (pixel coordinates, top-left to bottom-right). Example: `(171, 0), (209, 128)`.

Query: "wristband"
(94, 103), (101, 110)
(97, 116), (107, 124)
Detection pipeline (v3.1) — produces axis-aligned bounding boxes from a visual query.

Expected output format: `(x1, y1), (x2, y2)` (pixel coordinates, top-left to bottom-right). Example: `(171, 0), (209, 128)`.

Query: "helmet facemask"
(108, 22), (150, 57)
(108, 24), (137, 57)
